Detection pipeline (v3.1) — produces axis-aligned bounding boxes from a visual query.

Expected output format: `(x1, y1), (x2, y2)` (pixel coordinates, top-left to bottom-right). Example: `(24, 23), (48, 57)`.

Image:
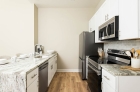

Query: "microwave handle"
(106, 26), (108, 36)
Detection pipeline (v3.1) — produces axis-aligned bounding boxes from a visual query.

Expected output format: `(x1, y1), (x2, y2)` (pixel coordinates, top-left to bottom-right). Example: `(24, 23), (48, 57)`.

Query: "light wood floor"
(47, 72), (89, 92)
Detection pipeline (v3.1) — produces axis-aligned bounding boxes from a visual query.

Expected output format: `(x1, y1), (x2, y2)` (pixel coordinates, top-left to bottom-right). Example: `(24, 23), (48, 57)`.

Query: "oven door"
(87, 64), (101, 92)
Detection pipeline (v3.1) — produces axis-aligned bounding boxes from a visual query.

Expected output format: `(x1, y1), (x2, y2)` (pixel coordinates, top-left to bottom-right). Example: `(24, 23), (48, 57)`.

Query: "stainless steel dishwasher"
(39, 61), (48, 92)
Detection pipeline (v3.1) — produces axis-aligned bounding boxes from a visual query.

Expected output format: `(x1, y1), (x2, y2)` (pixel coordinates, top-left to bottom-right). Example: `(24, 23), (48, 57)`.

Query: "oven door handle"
(88, 64), (101, 76)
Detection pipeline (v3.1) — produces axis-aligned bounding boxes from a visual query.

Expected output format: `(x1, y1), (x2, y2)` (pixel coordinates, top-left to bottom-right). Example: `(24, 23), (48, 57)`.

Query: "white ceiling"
(28, 0), (101, 8)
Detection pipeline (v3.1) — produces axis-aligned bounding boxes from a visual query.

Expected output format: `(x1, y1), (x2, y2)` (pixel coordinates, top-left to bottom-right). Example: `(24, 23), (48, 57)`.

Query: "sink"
(34, 55), (49, 59)
(34, 56), (42, 58)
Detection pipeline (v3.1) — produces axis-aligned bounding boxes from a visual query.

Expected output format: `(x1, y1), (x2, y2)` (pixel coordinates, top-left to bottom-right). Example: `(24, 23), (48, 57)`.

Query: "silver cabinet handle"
(51, 65), (53, 69)
(104, 75), (110, 80)
(31, 74), (37, 79)
(107, 14), (109, 20)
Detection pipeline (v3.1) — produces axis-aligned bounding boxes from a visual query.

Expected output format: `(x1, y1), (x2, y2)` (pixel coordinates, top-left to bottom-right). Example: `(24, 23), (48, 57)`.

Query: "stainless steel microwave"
(99, 16), (119, 40)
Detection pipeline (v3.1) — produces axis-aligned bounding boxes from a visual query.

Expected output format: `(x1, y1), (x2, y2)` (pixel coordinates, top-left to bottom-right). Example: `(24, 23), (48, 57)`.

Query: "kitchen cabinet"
(102, 69), (140, 92)
(100, 0), (119, 25)
(100, 0), (110, 24)
(109, 0), (119, 18)
(27, 67), (38, 92)
(89, 0), (119, 43)
(89, 16), (96, 32)
(102, 80), (115, 92)
(94, 9), (105, 43)
(27, 78), (38, 92)
(89, 15), (102, 43)
(94, 11), (101, 43)
(48, 55), (57, 86)
(119, 0), (139, 40)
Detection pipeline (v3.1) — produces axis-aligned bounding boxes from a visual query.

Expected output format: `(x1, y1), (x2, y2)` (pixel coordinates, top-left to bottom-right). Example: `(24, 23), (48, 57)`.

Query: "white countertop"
(0, 53), (57, 92)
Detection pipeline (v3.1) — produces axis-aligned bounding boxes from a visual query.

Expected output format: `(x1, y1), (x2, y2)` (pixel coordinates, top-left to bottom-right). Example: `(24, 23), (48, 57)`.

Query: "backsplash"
(104, 40), (140, 56)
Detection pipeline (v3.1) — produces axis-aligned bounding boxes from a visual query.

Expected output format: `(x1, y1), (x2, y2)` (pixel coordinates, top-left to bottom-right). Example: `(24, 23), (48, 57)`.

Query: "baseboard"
(57, 69), (80, 72)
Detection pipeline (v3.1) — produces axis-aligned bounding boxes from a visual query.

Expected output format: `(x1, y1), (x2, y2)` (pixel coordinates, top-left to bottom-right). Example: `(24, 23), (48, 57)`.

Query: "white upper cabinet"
(93, 0), (119, 43)
(95, 10), (103, 43)
(89, 16), (96, 32)
(89, 11), (103, 43)
(89, 19), (92, 32)
(119, 0), (139, 40)
(109, 0), (119, 18)
(100, 0), (110, 24)
(89, 0), (140, 42)
(100, 0), (119, 25)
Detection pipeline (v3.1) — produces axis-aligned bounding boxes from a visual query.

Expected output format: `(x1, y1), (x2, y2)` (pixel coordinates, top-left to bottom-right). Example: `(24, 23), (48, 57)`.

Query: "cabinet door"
(119, 0), (139, 40)
(100, 0), (110, 24)
(94, 12), (100, 43)
(27, 78), (38, 92)
(54, 58), (57, 73)
(102, 80), (115, 92)
(109, 0), (119, 18)
(48, 60), (53, 86)
(51, 59), (55, 78)
(89, 16), (96, 32)
(89, 18), (92, 32)
(95, 10), (104, 43)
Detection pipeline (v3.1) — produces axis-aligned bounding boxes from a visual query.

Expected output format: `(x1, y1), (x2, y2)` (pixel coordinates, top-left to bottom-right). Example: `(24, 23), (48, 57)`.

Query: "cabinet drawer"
(102, 69), (116, 89)
(27, 78), (38, 92)
(27, 68), (38, 87)
(102, 80), (116, 92)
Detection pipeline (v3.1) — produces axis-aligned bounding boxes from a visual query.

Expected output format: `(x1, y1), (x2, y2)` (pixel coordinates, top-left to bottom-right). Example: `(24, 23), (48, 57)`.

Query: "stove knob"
(107, 49), (111, 53)
(120, 51), (125, 55)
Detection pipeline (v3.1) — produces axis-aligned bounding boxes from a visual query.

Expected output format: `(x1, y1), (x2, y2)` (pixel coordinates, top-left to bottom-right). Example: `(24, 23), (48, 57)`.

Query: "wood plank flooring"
(47, 72), (89, 92)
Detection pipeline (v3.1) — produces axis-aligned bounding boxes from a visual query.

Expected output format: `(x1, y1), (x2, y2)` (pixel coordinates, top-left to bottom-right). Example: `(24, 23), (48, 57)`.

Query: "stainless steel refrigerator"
(79, 31), (103, 80)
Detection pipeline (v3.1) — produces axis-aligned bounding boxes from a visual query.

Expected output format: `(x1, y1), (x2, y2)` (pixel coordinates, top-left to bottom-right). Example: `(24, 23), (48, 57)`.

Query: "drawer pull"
(31, 74), (37, 79)
(104, 75), (110, 80)
(51, 65), (53, 69)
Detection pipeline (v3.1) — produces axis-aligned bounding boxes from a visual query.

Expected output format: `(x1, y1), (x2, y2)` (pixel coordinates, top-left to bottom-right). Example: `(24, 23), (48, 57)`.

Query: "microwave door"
(107, 23), (116, 39)
(102, 27), (108, 40)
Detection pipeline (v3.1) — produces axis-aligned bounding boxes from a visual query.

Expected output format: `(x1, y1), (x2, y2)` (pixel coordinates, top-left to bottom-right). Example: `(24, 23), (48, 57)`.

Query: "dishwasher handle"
(39, 63), (48, 70)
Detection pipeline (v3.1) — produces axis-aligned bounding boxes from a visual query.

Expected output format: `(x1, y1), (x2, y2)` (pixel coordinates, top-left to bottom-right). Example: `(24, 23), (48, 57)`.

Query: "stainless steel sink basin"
(34, 56), (42, 58)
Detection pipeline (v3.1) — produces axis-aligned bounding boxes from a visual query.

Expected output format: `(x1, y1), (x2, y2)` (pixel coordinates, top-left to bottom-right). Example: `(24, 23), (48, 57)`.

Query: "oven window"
(87, 66), (101, 92)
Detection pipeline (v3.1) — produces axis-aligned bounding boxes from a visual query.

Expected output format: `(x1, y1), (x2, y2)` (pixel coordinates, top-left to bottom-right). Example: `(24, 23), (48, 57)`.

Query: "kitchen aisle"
(47, 72), (88, 92)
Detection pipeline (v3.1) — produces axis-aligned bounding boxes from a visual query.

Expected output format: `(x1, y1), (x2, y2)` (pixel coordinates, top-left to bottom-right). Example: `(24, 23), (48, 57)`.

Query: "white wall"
(95, 0), (105, 13)
(0, 0), (36, 56)
(38, 8), (94, 69)
(34, 5), (38, 45)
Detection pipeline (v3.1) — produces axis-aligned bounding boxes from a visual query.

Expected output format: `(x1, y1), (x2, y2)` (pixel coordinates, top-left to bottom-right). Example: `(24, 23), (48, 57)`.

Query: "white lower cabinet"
(102, 69), (140, 92)
(102, 79), (115, 92)
(27, 67), (38, 92)
(48, 55), (57, 86)
(27, 78), (38, 92)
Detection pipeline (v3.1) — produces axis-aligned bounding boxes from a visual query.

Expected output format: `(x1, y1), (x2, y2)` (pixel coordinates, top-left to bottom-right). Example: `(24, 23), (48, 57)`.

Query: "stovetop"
(88, 56), (108, 70)
(88, 49), (131, 70)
